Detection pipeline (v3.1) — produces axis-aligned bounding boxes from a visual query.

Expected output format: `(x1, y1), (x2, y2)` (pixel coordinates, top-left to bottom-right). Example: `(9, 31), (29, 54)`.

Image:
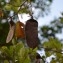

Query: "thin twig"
(7, 0), (31, 19)
(17, 0), (27, 13)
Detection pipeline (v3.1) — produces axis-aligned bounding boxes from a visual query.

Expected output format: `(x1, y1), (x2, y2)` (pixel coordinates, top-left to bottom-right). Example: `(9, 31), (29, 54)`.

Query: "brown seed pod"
(6, 21), (15, 43)
(25, 18), (38, 48)
(15, 21), (25, 39)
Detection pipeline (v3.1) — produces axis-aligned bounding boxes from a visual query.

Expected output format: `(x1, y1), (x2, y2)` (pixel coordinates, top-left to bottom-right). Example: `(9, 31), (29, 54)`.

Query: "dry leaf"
(6, 25), (15, 43)
(6, 21), (15, 43)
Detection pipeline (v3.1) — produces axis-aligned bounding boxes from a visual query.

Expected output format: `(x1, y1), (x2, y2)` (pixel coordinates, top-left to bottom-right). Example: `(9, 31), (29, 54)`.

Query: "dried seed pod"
(0, 8), (4, 18)
(25, 18), (38, 48)
(15, 21), (25, 39)
(6, 21), (15, 43)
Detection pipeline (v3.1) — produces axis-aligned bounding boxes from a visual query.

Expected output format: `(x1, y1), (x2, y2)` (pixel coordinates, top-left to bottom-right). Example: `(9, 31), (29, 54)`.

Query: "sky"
(38, 0), (63, 26)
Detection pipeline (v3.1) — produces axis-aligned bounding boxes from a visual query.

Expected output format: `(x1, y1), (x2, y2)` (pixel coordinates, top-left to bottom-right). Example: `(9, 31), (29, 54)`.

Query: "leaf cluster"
(0, 41), (38, 63)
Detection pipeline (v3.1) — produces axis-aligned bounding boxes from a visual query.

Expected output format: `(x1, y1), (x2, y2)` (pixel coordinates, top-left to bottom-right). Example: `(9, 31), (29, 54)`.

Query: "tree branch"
(17, 0), (27, 13)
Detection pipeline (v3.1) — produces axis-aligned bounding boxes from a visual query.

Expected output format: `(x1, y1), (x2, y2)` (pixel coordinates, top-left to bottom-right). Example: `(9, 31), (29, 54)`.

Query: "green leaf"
(23, 56), (30, 63)
(12, 7), (18, 13)
(45, 51), (52, 57)
(49, 38), (62, 50)
(43, 38), (62, 50)
(8, 46), (14, 58)
(1, 46), (9, 54)
(60, 17), (63, 23)
(18, 6), (29, 13)
(27, 0), (31, 3)
(56, 53), (63, 59)
(17, 46), (29, 63)
(4, 4), (12, 11)
(15, 42), (24, 52)
(10, 0), (22, 7)
(51, 59), (57, 63)
(4, 60), (9, 63)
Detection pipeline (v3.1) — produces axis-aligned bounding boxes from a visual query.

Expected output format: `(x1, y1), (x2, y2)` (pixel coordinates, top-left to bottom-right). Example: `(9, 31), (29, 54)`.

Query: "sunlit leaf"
(18, 6), (29, 13)
(18, 46), (29, 63)
(15, 42), (24, 52)
(4, 60), (9, 63)
(10, 0), (22, 7)
(4, 4), (12, 11)
(23, 56), (30, 63)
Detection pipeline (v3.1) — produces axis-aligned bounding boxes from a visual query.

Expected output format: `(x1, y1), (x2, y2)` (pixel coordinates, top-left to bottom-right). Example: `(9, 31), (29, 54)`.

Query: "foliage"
(40, 14), (63, 39)
(0, 22), (9, 44)
(40, 14), (63, 63)
(0, 0), (63, 63)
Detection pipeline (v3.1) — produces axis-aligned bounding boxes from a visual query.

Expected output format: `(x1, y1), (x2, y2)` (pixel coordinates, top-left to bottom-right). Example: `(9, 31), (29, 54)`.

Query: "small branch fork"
(17, 0), (27, 13)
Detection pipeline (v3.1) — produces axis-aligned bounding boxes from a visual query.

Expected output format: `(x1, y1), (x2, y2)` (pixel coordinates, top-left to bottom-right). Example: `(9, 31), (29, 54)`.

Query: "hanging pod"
(6, 20), (15, 43)
(6, 17), (25, 43)
(25, 18), (38, 48)
(15, 21), (25, 39)
(6, 20), (25, 43)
